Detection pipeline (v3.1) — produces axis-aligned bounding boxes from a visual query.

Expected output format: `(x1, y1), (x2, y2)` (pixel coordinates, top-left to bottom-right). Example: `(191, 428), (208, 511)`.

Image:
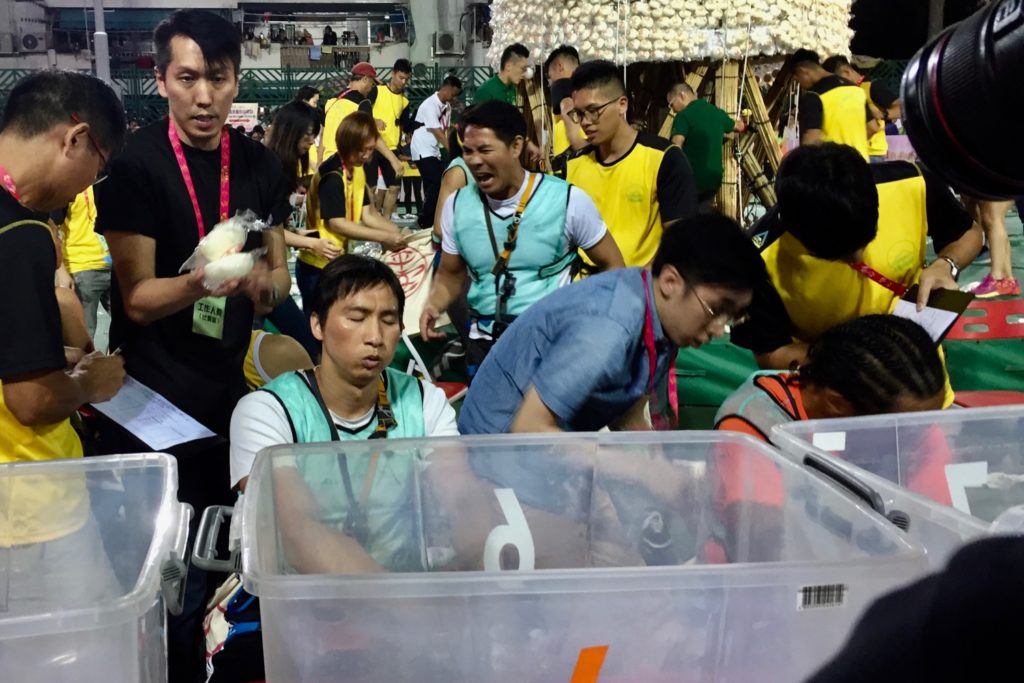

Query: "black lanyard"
(301, 368), (395, 544)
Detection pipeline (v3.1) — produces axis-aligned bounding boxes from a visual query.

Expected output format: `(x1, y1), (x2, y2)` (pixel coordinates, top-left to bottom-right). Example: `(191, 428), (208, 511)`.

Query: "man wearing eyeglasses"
(555, 60), (698, 268)
(458, 214), (765, 435)
(0, 69), (126, 620)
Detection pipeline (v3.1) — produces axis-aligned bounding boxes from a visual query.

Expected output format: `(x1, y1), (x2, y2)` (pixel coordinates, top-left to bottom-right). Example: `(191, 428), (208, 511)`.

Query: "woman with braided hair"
(715, 314), (946, 440)
(703, 315), (948, 565)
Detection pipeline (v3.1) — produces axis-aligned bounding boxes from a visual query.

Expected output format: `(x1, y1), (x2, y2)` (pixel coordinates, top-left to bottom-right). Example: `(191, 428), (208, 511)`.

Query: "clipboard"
(892, 284), (974, 342)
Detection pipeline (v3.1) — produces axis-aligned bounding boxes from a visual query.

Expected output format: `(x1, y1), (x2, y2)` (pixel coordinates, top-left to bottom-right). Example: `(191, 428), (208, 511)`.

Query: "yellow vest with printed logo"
(763, 164), (954, 405)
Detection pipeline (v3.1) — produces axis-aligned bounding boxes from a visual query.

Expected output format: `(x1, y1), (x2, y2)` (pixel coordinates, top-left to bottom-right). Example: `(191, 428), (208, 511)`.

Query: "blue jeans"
(870, 155), (887, 164)
(295, 259), (323, 321)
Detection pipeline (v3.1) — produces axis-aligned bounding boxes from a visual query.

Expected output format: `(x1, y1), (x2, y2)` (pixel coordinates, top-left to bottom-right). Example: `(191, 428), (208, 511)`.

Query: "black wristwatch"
(937, 256), (960, 281)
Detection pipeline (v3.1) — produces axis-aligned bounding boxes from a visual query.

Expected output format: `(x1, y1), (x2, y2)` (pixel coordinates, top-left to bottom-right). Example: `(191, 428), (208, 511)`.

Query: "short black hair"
(461, 100), (527, 147)
(0, 70), (126, 154)
(442, 75), (463, 91)
(155, 9), (241, 75)
(821, 55), (852, 73)
(801, 315), (945, 414)
(776, 143), (879, 260)
(544, 45), (580, 74)
(652, 214), (768, 292)
(294, 85), (320, 104)
(312, 254), (405, 324)
(571, 59), (626, 97)
(251, 125), (264, 135)
(791, 48), (821, 68)
(393, 58), (412, 74)
(500, 43), (530, 70)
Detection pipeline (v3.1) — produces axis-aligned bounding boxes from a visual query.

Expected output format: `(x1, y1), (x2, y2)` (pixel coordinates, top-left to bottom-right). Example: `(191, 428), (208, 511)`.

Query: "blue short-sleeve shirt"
(458, 268), (676, 434)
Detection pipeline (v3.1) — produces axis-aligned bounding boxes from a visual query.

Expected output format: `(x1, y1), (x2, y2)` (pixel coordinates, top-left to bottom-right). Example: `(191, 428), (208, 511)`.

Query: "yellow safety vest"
(813, 82), (871, 160)
(299, 163), (366, 269)
(373, 86), (409, 150)
(763, 167), (954, 405)
(861, 81), (890, 159)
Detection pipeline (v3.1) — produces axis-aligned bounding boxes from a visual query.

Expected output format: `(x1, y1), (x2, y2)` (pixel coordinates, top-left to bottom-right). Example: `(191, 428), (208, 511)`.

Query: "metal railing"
(0, 64), (495, 126)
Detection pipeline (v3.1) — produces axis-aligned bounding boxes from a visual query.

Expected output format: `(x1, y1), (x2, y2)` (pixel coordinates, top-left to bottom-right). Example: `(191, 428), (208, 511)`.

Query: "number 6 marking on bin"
(483, 488), (536, 571)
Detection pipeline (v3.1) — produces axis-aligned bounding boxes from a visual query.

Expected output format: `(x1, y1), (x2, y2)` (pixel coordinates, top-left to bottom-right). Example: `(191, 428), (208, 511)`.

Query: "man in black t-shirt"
(0, 71), (127, 632)
(93, 11), (291, 681)
(0, 70), (126, 464)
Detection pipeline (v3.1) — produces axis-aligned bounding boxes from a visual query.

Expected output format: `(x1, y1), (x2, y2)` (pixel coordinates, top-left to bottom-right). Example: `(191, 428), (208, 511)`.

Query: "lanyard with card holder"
(169, 120), (232, 340)
(479, 173), (538, 337)
(302, 368), (395, 546)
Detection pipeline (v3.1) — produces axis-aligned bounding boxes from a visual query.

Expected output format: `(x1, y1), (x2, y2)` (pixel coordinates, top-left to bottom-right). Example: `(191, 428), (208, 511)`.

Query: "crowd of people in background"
(1, 6), (1022, 683)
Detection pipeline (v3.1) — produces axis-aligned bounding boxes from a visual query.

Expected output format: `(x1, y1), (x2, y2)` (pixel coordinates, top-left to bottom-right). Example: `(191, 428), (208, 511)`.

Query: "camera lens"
(901, 0), (1024, 199)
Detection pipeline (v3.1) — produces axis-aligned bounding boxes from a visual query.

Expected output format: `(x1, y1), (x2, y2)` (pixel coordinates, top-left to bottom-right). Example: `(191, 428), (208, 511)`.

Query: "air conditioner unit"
(18, 32), (47, 53)
(433, 31), (463, 56)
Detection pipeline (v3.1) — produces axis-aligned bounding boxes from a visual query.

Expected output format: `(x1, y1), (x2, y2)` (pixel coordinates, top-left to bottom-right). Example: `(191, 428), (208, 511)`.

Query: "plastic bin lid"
(772, 405), (1024, 526)
(0, 453), (187, 640)
(240, 431), (925, 600)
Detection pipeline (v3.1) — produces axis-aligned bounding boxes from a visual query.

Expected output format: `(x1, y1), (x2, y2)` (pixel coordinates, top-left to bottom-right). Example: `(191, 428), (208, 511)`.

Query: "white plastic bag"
(179, 210), (271, 290)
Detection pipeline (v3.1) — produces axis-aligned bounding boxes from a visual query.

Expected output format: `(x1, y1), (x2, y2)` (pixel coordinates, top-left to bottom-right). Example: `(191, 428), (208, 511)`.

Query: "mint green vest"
(452, 175), (575, 332)
(260, 368), (427, 571)
(445, 156), (476, 191)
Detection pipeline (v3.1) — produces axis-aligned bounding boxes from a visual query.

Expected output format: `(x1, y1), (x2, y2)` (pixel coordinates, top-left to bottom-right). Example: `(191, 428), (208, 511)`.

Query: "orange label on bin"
(570, 645), (609, 683)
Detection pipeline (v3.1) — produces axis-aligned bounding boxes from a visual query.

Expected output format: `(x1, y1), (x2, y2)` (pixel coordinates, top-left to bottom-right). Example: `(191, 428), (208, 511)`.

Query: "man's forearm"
(2, 370), (87, 426)
(375, 138), (399, 165)
(427, 264), (464, 316)
(123, 274), (204, 325)
(430, 128), (447, 150)
(938, 222), (984, 269)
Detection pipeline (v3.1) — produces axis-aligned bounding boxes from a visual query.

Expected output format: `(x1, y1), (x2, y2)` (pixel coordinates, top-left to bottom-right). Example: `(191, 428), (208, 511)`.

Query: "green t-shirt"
(473, 75), (518, 106)
(670, 99), (736, 194)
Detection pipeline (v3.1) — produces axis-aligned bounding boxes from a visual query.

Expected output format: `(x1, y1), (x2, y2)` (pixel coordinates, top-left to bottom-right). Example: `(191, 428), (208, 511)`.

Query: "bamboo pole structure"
(743, 64), (782, 174)
(715, 60), (741, 220)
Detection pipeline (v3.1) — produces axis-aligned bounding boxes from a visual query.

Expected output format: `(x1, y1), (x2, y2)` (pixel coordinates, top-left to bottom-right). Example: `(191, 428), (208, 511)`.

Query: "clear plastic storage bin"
(239, 433), (926, 682)
(0, 453), (190, 683)
(771, 406), (1024, 567)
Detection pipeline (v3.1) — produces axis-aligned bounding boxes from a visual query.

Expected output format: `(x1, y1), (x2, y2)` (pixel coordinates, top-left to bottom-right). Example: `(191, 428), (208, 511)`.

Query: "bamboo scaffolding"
(716, 60), (741, 220)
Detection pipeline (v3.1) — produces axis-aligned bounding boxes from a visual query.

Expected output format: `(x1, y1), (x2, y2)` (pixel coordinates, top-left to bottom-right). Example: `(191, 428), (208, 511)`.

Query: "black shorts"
(364, 149), (398, 188)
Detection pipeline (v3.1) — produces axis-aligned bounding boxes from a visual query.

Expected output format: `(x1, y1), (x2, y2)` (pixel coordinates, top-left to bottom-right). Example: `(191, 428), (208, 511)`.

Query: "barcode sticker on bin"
(797, 584), (848, 611)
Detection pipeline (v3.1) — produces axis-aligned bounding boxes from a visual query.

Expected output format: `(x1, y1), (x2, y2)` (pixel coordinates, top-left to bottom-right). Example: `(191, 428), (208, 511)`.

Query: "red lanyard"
(848, 262), (908, 297)
(168, 119), (231, 239)
(0, 164), (20, 202)
(641, 271), (679, 428)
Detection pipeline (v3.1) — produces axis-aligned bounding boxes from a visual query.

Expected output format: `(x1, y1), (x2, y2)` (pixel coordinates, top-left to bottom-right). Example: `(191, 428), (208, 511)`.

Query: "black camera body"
(902, 0), (1024, 199)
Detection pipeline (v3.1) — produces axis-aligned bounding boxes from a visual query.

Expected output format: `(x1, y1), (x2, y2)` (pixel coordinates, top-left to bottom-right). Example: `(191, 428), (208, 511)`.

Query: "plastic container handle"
(989, 505), (1024, 534)
(161, 503), (193, 616)
(803, 452), (886, 515)
(192, 505), (241, 573)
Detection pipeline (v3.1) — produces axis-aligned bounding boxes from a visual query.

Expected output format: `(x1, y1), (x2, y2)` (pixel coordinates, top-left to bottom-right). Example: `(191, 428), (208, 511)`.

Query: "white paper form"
(91, 377), (216, 450)
(891, 284), (974, 342)
(892, 299), (961, 342)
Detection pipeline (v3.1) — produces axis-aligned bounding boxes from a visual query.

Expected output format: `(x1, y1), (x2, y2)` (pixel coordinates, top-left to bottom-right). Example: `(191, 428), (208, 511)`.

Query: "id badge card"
(192, 296), (227, 339)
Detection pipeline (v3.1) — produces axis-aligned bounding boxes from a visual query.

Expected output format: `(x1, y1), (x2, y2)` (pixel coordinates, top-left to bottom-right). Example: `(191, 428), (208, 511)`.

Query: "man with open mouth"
(419, 100), (623, 380)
